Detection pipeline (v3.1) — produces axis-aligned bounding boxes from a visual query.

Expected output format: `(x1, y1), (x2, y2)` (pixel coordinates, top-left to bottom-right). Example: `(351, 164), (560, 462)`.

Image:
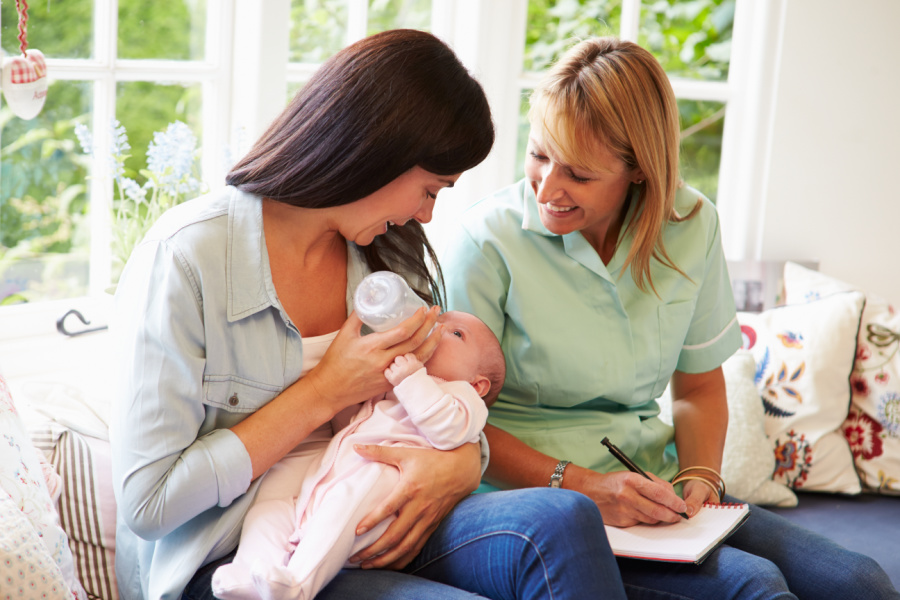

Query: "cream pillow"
(783, 262), (900, 494)
(721, 352), (798, 506)
(738, 290), (865, 493)
(655, 353), (797, 506)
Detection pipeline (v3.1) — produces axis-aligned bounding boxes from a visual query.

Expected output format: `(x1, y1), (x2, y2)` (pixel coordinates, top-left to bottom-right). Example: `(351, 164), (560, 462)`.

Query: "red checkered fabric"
(6, 50), (46, 85)
(8, 57), (37, 84)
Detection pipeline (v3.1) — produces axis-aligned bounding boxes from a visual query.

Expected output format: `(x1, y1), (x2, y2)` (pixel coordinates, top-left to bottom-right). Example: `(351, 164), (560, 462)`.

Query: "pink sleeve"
(391, 369), (488, 450)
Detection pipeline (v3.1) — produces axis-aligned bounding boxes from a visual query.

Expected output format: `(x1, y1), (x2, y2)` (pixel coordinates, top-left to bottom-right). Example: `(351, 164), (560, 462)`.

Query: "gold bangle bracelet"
(672, 475), (723, 503)
(672, 466), (726, 499)
(674, 465), (722, 478)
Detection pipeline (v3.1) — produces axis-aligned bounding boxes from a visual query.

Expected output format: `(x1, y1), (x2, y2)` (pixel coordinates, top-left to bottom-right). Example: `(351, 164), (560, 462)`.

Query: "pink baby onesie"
(212, 368), (488, 600)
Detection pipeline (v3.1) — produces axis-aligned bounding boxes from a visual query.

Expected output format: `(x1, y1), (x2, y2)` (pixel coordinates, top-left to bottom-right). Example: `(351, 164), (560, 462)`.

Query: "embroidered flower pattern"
(843, 409), (884, 460)
(856, 344), (871, 361)
(851, 374), (870, 397)
(875, 469), (899, 491)
(740, 324), (757, 350)
(776, 331), (803, 349)
(772, 430), (812, 488)
(761, 361), (805, 408)
(879, 392), (900, 438)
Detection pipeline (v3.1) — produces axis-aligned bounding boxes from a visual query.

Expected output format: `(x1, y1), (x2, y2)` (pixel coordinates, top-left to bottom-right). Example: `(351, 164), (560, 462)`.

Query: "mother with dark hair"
(110, 29), (625, 600)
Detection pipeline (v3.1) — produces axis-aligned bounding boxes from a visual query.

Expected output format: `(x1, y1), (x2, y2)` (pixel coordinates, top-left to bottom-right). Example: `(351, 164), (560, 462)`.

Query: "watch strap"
(548, 460), (571, 488)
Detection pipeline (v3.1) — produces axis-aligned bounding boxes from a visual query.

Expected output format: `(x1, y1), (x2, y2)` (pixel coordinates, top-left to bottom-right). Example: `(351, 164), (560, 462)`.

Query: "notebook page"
(605, 503), (749, 563)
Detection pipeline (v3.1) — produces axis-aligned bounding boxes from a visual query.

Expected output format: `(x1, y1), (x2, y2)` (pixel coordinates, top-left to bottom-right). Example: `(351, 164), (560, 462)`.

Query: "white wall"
(756, 0), (900, 303)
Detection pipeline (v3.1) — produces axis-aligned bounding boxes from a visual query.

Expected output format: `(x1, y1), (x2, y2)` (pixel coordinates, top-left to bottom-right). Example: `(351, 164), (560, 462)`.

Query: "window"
(514, 0), (734, 199)
(0, 0), (232, 310)
(1, 0), (753, 338)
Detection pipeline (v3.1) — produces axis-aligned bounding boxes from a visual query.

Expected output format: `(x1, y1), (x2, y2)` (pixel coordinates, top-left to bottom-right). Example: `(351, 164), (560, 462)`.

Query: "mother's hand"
(306, 306), (441, 416)
(572, 466), (688, 527)
(348, 441), (482, 570)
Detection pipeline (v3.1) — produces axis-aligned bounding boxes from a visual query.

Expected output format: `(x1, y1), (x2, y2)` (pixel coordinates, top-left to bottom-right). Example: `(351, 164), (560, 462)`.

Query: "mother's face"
(525, 128), (640, 250)
(338, 167), (460, 246)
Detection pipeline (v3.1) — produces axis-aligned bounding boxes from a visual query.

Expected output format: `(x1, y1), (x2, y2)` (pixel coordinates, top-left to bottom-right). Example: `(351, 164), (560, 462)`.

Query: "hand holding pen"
(602, 436), (690, 520)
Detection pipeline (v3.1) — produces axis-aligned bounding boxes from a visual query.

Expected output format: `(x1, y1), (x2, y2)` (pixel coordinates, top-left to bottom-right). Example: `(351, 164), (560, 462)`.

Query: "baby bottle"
(354, 271), (428, 332)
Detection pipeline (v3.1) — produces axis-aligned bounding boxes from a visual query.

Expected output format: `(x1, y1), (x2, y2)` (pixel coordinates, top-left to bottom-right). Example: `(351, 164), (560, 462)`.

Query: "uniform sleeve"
(110, 238), (252, 541)
(441, 226), (509, 343)
(676, 207), (742, 373)
(392, 369), (488, 449)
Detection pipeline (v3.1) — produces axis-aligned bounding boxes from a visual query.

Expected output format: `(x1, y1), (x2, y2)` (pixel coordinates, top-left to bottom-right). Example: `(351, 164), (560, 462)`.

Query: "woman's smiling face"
(342, 167), (459, 246)
(524, 128), (639, 249)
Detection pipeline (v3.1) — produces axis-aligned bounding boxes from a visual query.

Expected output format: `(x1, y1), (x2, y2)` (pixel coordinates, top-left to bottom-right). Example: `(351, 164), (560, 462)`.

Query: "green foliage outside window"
(520, 0), (734, 201)
(0, 3), (197, 304)
(0, 0), (734, 304)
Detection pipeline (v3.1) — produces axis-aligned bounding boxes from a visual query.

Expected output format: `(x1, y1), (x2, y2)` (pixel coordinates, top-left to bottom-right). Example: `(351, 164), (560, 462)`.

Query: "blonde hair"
(528, 37), (700, 293)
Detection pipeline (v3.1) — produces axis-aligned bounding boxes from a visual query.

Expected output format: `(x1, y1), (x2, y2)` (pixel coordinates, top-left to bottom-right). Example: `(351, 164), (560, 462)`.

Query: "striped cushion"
(31, 421), (117, 600)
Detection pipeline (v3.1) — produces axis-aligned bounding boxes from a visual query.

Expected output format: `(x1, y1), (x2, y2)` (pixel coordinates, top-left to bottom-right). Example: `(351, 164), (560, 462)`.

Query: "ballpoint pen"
(601, 436), (690, 519)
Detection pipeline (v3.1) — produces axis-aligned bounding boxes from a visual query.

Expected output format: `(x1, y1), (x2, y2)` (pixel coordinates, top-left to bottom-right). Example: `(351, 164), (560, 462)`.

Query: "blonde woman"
(444, 37), (899, 599)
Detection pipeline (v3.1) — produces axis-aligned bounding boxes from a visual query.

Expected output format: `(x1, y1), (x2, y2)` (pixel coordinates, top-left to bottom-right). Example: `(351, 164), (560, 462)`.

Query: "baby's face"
(424, 311), (490, 384)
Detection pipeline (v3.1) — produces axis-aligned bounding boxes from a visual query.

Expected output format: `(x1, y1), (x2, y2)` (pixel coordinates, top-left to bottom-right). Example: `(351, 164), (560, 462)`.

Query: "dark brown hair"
(227, 29), (494, 305)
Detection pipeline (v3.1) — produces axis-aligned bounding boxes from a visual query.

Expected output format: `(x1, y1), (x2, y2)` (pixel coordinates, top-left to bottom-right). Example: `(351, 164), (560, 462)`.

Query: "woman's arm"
(233, 308), (442, 480)
(348, 441), (482, 570)
(669, 366), (728, 513)
(483, 424), (688, 527)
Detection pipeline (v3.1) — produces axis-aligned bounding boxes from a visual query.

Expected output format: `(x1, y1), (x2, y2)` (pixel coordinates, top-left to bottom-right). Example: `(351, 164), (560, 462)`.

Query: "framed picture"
(726, 260), (819, 313)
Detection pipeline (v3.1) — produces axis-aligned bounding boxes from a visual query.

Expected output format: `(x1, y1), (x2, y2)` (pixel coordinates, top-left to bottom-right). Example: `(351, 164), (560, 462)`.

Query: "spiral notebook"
(605, 502), (749, 564)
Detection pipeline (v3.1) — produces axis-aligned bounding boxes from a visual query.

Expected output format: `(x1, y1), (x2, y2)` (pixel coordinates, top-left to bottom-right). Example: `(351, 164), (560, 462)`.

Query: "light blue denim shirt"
(109, 187), (372, 600)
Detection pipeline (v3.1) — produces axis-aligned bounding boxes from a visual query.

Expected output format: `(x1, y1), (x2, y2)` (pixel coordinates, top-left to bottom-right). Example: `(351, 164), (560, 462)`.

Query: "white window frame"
(0, 0), (236, 339)
(1, 0), (780, 341)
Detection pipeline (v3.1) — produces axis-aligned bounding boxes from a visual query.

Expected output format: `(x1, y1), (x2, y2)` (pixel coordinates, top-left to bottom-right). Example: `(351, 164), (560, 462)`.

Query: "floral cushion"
(0, 487), (72, 600)
(0, 373), (86, 599)
(783, 262), (900, 494)
(720, 351), (798, 506)
(737, 290), (865, 493)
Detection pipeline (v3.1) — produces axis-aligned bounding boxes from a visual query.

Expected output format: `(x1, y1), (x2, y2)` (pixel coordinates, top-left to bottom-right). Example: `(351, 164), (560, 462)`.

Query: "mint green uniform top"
(442, 180), (742, 484)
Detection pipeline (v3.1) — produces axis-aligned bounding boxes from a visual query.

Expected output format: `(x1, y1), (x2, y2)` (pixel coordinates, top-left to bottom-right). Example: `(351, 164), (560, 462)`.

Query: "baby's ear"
(471, 375), (491, 399)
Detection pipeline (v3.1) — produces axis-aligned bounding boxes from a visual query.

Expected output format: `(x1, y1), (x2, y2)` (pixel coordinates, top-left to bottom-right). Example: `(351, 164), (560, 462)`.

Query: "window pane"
(514, 90), (532, 182)
(118, 0), (207, 60)
(116, 82), (203, 187)
(524, 0), (621, 73)
(1, 0), (93, 59)
(290, 0), (348, 63)
(639, 0), (734, 81)
(1, 81), (92, 304)
(679, 99), (724, 202)
(367, 0), (430, 35)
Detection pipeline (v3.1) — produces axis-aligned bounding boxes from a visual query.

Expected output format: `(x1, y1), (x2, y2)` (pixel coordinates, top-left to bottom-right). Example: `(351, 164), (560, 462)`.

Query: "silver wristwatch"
(548, 460), (571, 488)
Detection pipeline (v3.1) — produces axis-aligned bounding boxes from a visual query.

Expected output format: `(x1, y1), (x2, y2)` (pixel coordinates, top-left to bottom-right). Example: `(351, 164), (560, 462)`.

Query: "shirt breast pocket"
(203, 376), (282, 414)
(653, 300), (695, 398)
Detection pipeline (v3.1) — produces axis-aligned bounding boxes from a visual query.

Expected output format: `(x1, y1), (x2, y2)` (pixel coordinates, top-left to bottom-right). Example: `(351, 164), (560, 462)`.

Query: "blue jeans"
(184, 488), (626, 600)
(618, 495), (900, 600)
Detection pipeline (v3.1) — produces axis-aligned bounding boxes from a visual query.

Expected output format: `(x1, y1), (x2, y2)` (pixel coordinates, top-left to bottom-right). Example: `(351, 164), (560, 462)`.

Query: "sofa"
(0, 262), (897, 598)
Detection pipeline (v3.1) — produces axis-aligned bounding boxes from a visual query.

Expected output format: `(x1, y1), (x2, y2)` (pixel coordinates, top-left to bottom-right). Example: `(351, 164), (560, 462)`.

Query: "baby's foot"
(210, 563), (258, 600)
(250, 563), (305, 600)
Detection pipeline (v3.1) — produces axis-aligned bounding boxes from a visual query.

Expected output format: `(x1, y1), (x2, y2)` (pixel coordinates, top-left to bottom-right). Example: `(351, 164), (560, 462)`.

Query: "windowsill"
(0, 294), (113, 343)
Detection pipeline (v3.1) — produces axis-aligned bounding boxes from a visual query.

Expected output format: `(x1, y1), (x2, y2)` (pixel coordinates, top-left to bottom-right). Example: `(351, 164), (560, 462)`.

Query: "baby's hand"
(384, 353), (425, 386)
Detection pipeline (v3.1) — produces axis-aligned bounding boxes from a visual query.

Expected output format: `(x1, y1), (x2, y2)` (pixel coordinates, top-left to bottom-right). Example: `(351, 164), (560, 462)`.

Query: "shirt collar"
(225, 189), (370, 323)
(226, 188), (271, 322)
(519, 180), (637, 282)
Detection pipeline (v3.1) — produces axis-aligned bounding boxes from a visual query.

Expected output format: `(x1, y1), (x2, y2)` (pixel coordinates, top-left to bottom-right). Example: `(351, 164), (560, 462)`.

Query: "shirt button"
(228, 393), (239, 406)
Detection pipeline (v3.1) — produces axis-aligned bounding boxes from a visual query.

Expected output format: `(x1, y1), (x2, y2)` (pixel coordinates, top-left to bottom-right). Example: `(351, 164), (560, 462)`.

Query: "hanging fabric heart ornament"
(1, 0), (48, 120)
(2, 49), (48, 120)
